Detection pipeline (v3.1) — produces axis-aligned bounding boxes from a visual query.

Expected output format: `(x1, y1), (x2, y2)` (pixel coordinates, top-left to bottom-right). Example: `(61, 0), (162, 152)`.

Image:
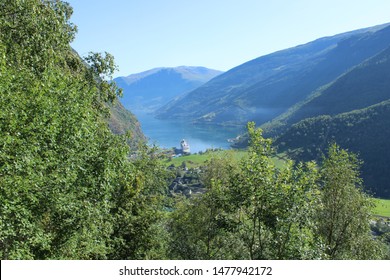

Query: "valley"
(117, 23), (390, 199)
(2, 0), (390, 261)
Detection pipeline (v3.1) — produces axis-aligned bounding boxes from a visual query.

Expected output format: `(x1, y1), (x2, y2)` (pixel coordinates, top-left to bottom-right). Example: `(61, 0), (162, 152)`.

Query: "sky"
(67, 0), (390, 78)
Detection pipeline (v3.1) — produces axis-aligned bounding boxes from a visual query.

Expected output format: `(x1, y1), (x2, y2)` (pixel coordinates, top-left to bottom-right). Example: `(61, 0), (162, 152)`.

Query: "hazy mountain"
(114, 66), (223, 112)
(156, 23), (390, 126)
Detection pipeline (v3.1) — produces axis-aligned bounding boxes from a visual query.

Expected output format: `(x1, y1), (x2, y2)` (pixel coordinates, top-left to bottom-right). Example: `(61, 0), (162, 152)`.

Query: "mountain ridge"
(114, 66), (223, 112)
(156, 23), (390, 126)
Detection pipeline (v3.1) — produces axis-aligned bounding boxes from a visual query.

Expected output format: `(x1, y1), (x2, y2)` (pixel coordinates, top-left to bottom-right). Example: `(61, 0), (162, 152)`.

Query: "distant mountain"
(114, 66), (223, 112)
(156, 23), (390, 126)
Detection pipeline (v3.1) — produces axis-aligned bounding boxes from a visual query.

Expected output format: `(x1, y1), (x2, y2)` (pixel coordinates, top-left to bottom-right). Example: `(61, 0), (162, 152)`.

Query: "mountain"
(262, 44), (390, 137)
(229, 43), (390, 198)
(114, 66), (223, 112)
(156, 23), (390, 126)
(263, 45), (390, 198)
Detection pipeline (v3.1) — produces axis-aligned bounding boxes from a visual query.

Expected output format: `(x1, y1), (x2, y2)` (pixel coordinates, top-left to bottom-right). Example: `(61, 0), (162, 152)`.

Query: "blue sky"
(67, 0), (390, 77)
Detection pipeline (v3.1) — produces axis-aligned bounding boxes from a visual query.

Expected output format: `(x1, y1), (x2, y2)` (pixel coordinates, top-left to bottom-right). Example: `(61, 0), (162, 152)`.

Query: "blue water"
(134, 111), (245, 153)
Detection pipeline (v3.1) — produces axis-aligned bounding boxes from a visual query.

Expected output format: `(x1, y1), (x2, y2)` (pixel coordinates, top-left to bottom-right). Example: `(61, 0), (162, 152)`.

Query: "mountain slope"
(274, 100), (390, 198)
(262, 45), (390, 137)
(114, 66), (222, 112)
(107, 98), (145, 146)
(156, 23), (390, 126)
(265, 46), (390, 198)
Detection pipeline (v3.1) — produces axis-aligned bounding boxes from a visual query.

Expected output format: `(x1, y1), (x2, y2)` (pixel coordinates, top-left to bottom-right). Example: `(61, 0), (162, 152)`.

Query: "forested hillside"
(274, 101), (390, 198)
(107, 99), (145, 145)
(260, 46), (390, 198)
(69, 48), (145, 144)
(0, 1), (388, 260)
(223, 31), (390, 199)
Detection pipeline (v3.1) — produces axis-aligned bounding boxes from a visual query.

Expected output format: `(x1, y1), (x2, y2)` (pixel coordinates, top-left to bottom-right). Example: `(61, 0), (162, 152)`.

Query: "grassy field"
(373, 198), (390, 217)
(162, 149), (287, 169)
(162, 150), (246, 168)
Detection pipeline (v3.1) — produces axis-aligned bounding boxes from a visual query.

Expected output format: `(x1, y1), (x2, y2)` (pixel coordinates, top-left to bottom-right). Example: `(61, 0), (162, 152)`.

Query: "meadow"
(162, 149), (287, 169)
(373, 199), (390, 217)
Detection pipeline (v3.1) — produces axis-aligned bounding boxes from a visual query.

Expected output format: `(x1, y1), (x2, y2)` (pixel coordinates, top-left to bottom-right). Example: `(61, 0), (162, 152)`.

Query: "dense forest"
(0, 1), (389, 260)
(274, 100), (390, 198)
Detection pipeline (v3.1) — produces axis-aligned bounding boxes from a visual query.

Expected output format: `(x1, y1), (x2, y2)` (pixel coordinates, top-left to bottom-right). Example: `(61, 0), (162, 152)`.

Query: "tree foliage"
(168, 123), (386, 260)
(0, 0), (168, 259)
(274, 100), (390, 198)
(317, 144), (385, 259)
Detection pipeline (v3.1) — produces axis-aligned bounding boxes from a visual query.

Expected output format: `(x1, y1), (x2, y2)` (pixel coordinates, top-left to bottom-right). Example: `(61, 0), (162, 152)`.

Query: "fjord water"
(134, 110), (245, 153)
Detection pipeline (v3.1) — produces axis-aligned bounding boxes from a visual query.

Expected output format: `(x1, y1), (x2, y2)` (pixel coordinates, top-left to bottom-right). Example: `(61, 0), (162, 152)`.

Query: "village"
(161, 139), (225, 198)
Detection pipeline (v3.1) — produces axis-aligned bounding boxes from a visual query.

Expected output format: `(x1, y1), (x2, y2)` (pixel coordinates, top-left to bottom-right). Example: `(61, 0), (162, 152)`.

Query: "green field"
(162, 150), (246, 168)
(162, 149), (287, 169)
(373, 198), (390, 217)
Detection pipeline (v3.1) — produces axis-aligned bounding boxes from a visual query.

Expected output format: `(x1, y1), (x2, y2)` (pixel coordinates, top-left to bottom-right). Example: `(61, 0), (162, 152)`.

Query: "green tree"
(168, 153), (246, 260)
(228, 122), (322, 259)
(317, 144), (385, 259)
(168, 123), (323, 260)
(109, 144), (171, 260)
